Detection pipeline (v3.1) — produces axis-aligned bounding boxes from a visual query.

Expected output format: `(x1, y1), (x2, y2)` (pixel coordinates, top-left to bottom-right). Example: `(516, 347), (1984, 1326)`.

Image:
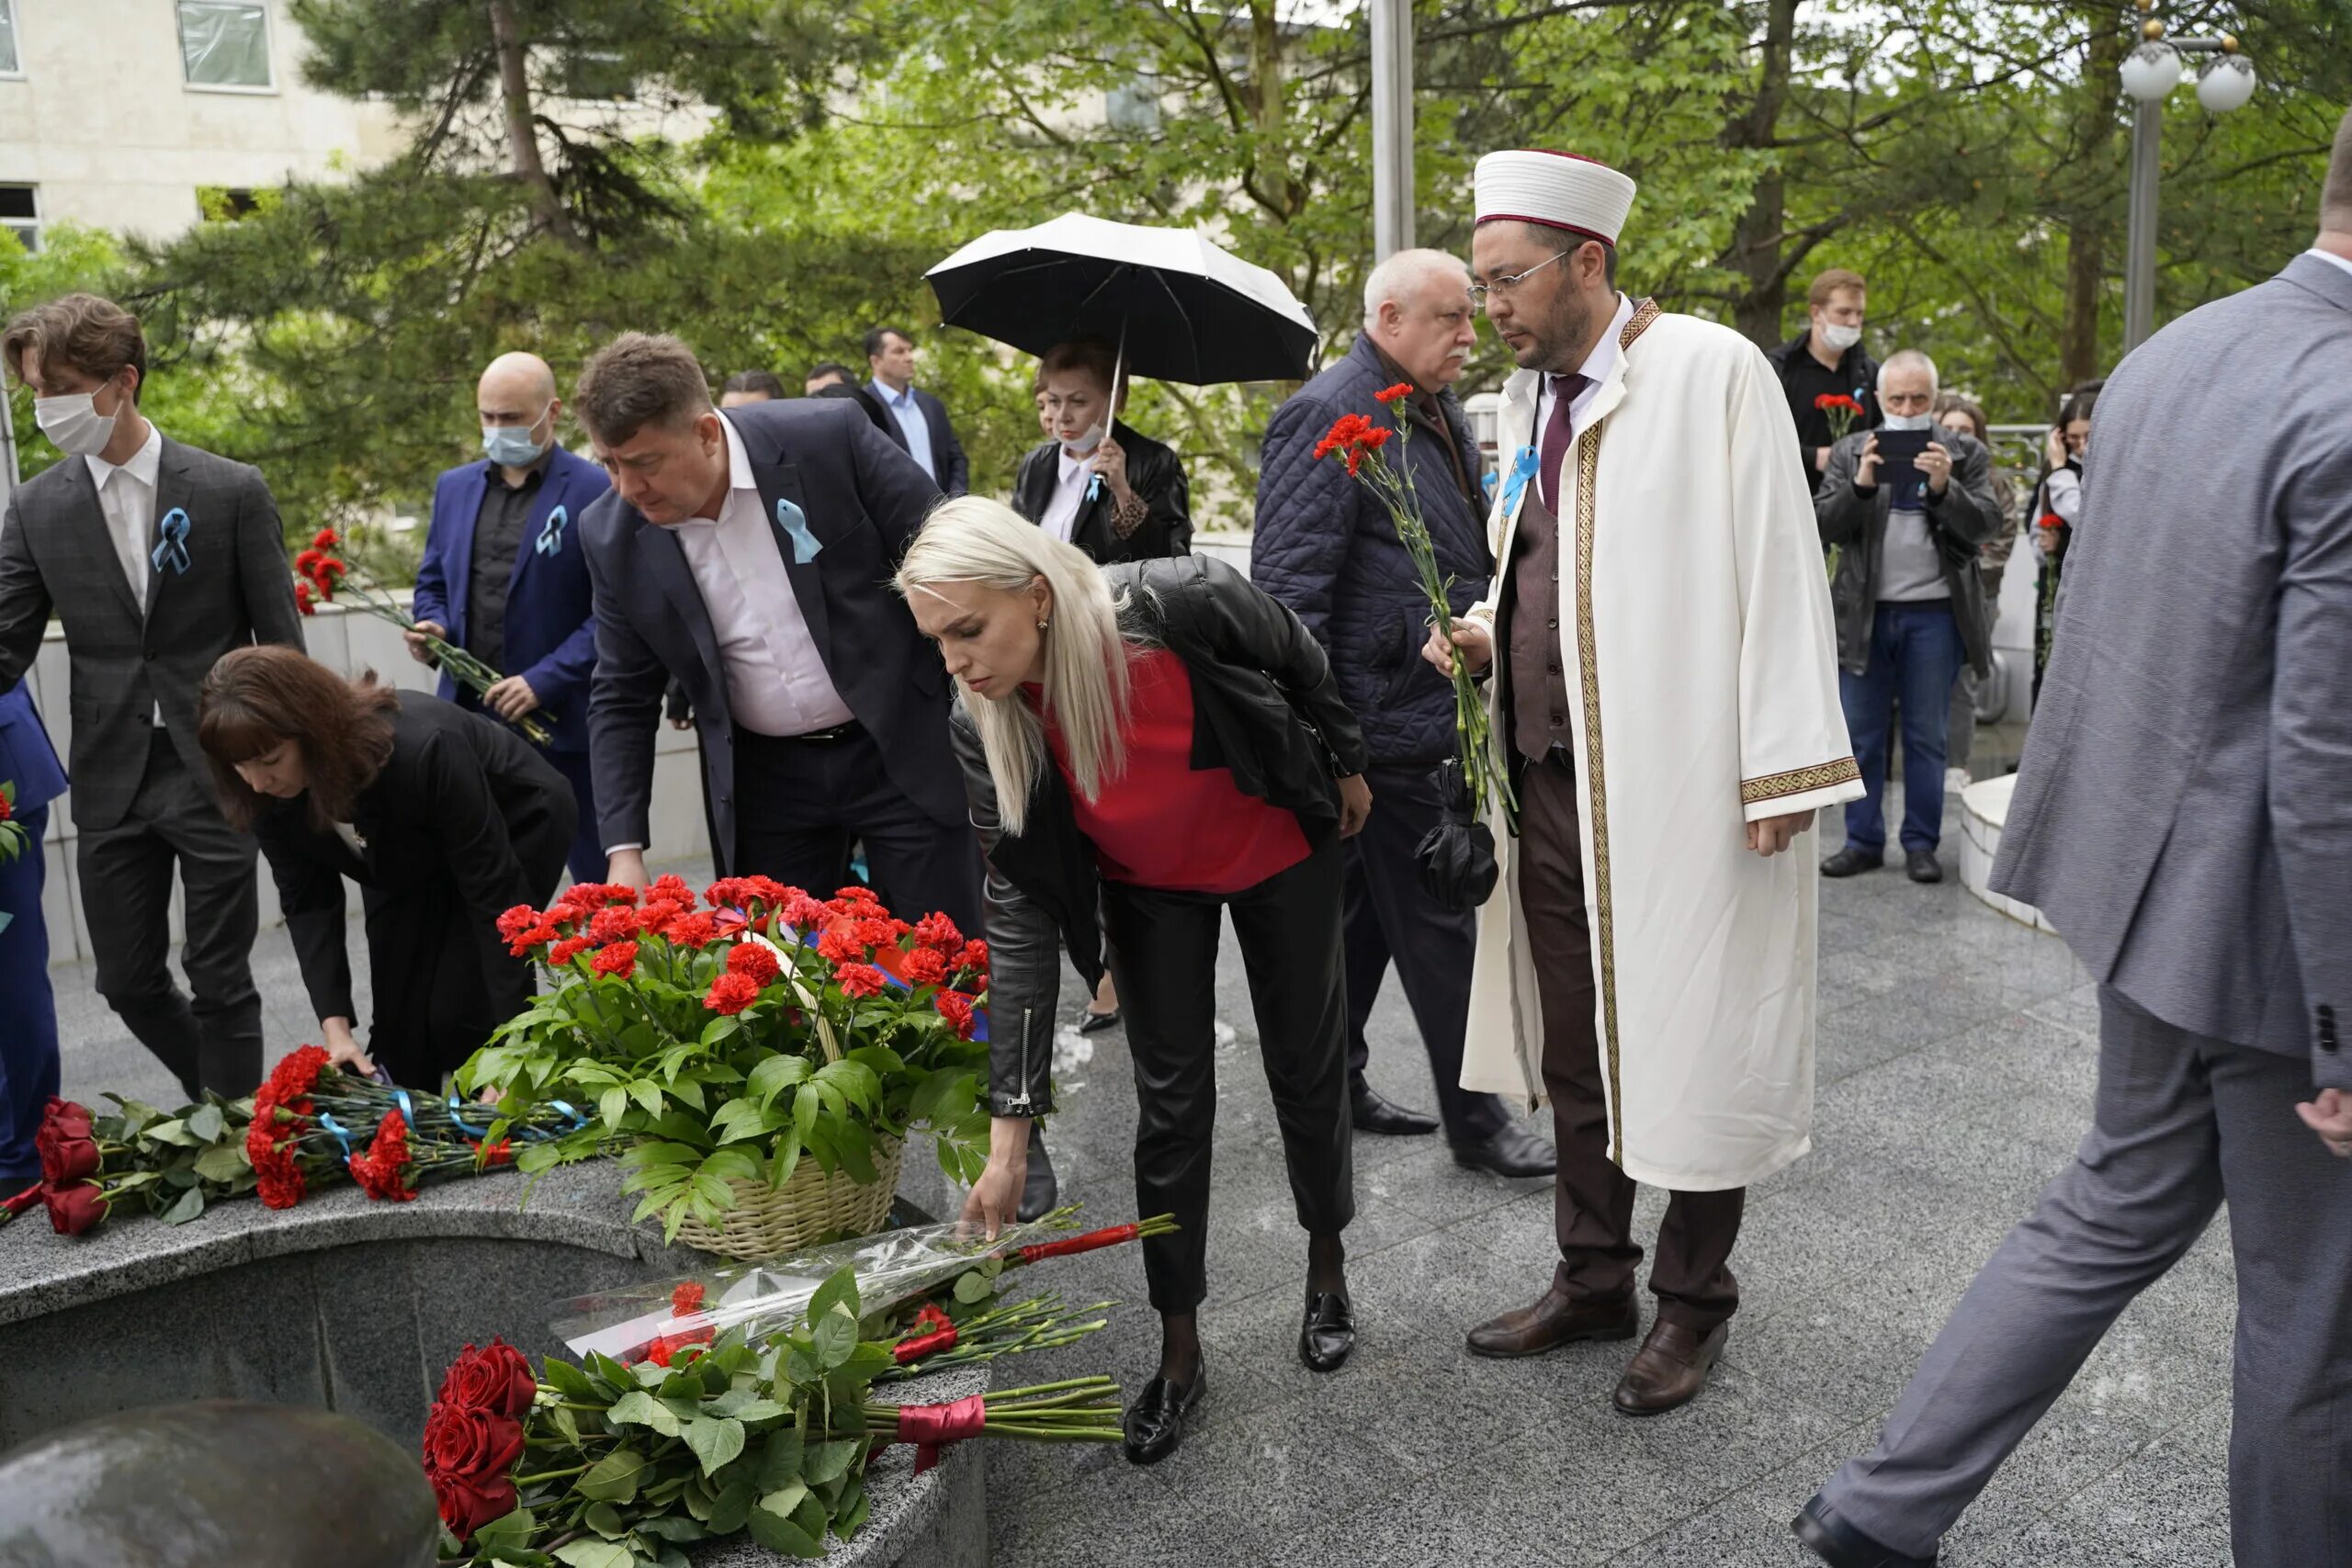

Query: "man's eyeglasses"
(1471, 250), (1571, 305)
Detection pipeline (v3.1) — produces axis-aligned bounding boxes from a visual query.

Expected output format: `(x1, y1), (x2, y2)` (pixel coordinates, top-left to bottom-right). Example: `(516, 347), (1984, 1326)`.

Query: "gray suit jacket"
(0, 435), (304, 831)
(1992, 251), (2352, 1089)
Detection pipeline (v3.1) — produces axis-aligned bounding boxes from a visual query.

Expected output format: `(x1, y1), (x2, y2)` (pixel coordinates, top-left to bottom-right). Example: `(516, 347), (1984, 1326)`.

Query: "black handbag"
(1414, 758), (1500, 913)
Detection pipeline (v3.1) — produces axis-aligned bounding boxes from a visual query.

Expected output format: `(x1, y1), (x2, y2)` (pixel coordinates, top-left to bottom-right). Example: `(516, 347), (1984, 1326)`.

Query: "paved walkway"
(49, 818), (2236, 1567)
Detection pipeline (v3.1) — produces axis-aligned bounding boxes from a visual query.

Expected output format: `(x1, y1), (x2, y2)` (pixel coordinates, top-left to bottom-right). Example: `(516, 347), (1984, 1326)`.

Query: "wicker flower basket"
(671, 1135), (906, 1260)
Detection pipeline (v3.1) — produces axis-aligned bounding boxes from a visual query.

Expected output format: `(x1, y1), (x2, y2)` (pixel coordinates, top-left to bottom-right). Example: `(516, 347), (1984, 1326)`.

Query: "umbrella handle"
(1088, 317), (1126, 508)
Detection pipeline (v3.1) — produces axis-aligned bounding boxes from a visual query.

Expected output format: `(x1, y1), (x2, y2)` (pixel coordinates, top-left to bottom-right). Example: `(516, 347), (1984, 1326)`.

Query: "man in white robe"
(1426, 150), (1861, 1414)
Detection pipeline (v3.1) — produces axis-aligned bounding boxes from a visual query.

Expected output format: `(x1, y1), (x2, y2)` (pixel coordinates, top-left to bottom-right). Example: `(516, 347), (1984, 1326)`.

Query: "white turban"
(1474, 151), (1638, 247)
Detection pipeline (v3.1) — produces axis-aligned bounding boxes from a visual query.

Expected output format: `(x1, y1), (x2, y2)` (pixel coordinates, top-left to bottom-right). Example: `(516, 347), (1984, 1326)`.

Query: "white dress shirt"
(2307, 246), (2352, 284)
(85, 421), (166, 726)
(1038, 446), (1091, 544)
(870, 379), (938, 481)
(667, 414), (854, 739)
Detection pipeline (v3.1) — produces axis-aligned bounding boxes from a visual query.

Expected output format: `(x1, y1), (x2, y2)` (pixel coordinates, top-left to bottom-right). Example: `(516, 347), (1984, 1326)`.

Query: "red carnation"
(495, 905), (541, 941)
(665, 910), (719, 949)
(835, 963), (888, 999)
(952, 939), (989, 978)
(726, 942), (781, 987)
(472, 1138), (514, 1167)
(637, 897), (686, 937)
(590, 942), (639, 980)
(832, 884), (884, 911)
(933, 990), (977, 1040)
(902, 947), (948, 987)
(588, 906), (641, 944)
(349, 1109), (418, 1201)
(294, 547), (322, 573)
(43, 1181), (108, 1235)
(781, 892), (831, 930)
(648, 873), (695, 903)
(294, 579), (316, 616)
(703, 971), (761, 1016)
(672, 1280), (707, 1314)
(268, 1044), (330, 1103)
(1374, 381), (1415, 404)
(856, 916), (908, 952)
(435, 1338), (537, 1421)
(548, 934), (593, 965)
(505, 923), (559, 957)
(703, 876), (752, 910)
(816, 927), (865, 964)
(742, 875), (791, 906)
(911, 912), (963, 953)
(311, 527), (337, 551)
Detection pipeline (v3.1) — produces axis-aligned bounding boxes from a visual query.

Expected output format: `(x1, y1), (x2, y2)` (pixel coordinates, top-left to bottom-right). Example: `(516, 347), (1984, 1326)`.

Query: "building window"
(178, 1), (273, 91)
(198, 186), (263, 220)
(0, 185), (38, 254)
(0, 0), (21, 78)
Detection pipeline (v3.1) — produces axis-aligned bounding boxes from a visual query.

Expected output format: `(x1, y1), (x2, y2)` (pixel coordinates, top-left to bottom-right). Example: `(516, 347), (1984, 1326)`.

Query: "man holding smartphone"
(1813, 349), (2004, 883)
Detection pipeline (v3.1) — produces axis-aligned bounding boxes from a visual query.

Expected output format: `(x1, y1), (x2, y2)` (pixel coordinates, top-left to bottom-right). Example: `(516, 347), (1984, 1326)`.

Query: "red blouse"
(1039, 647), (1310, 895)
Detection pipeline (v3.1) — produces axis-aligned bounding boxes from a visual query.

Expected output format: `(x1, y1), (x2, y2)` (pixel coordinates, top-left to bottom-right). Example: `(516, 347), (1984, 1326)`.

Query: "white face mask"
(1880, 412), (1935, 433)
(34, 391), (118, 457)
(1817, 321), (1863, 353)
(1063, 423), (1105, 457)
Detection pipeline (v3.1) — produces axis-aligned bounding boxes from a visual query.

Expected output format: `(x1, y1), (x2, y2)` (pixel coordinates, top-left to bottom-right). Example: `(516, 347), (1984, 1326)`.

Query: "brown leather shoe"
(1611, 1319), (1727, 1415)
(1465, 1285), (1639, 1359)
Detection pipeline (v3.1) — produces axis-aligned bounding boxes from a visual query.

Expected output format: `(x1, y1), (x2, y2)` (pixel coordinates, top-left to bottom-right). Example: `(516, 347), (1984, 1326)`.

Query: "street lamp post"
(2117, 1), (2258, 354)
(1370, 0), (1414, 263)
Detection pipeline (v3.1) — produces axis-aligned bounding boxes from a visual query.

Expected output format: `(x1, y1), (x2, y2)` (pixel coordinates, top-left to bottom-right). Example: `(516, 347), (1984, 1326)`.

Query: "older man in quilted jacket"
(1252, 249), (1555, 1178)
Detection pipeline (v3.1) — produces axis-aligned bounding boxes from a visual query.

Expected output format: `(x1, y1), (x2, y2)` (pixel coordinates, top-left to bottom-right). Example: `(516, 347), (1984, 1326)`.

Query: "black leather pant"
(1099, 836), (1356, 1314)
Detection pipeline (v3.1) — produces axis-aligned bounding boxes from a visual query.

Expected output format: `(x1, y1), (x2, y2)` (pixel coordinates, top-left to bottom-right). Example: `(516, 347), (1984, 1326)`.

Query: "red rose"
(835, 963), (888, 999)
(435, 1337), (537, 1420)
(42, 1098), (95, 1139)
(665, 911), (719, 949)
(421, 1402), (525, 1542)
(726, 942), (781, 987)
(933, 990), (977, 1040)
(43, 1181), (108, 1235)
(703, 971), (761, 1015)
(36, 1126), (100, 1186)
(1374, 381), (1415, 404)
(588, 907), (640, 944)
(902, 947), (948, 987)
(589, 941), (639, 980)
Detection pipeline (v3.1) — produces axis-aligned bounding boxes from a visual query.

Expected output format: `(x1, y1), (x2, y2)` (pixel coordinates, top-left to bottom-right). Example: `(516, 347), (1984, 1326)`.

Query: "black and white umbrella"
(924, 212), (1317, 386)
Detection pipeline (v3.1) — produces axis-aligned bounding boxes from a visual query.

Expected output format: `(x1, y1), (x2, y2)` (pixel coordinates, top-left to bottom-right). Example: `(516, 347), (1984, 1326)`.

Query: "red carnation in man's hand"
(1374, 381), (1415, 404)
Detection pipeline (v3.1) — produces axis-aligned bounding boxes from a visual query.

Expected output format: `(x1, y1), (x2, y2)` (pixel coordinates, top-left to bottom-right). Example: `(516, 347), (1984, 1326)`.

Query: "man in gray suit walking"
(1794, 110), (2352, 1568)
(0, 295), (303, 1100)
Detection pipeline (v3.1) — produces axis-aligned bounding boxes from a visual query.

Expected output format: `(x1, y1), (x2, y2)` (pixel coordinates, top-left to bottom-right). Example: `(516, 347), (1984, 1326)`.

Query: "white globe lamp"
(2196, 53), (2256, 114)
(2119, 40), (2183, 102)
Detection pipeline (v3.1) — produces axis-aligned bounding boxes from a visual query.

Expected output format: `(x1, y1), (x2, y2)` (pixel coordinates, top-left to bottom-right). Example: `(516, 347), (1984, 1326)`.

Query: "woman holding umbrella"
(898, 496), (1370, 1465)
(1013, 336), (1192, 564)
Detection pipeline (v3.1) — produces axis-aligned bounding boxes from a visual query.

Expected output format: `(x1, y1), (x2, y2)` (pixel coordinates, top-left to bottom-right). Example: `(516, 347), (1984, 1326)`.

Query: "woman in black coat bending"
(1012, 337), (1192, 565)
(198, 645), (574, 1087)
(898, 496), (1372, 1466)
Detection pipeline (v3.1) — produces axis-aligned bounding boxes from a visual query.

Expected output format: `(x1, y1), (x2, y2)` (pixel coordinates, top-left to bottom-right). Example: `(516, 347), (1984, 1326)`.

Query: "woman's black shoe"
(1079, 1008), (1122, 1034)
(1122, 1371), (1205, 1465)
(1298, 1291), (1355, 1371)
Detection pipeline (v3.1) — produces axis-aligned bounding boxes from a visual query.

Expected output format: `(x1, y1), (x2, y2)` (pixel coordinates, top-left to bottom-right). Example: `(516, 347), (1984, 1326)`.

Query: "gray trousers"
(75, 731), (264, 1100)
(1821, 987), (2352, 1564)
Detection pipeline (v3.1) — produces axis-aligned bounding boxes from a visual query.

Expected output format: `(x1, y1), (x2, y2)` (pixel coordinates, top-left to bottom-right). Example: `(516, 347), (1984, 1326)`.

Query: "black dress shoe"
(1821, 846), (1883, 878)
(1298, 1291), (1354, 1372)
(1451, 1124), (1557, 1178)
(1792, 1496), (1937, 1567)
(1351, 1081), (1439, 1136)
(1079, 1008), (1122, 1034)
(1122, 1371), (1205, 1465)
(1905, 849), (1943, 884)
(1018, 1123), (1057, 1223)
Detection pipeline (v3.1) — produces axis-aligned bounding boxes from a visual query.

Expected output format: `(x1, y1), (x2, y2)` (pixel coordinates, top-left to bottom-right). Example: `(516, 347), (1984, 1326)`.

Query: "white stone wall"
(19, 597), (712, 968)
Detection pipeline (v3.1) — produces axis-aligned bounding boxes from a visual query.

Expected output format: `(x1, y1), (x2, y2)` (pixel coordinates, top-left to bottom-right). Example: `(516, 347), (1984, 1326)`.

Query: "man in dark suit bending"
(572, 333), (979, 938)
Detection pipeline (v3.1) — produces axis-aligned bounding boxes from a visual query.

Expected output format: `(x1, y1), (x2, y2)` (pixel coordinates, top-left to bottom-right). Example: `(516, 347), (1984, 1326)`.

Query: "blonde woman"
(897, 496), (1371, 1465)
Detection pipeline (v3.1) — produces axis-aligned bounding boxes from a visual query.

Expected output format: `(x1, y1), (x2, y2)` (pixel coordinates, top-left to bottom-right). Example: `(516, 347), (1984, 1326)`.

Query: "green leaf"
(469, 1505), (537, 1554)
(758, 1427), (804, 1490)
(790, 1084), (818, 1144)
(707, 1098), (771, 1145)
(708, 1473), (756, 1535)
(700, 1013), (743, 1050)
(142, 1117), (196, 1147)
(582, 1502), (627, 1540)
(192, 1141), (248, 1184)
(729, 1398), (787, 1426)
(685, 1414), (746, 1476)
(598, 1087), (629, 1131)
(746, 1053), (808, 1108)
(575, 1448), (649, 1505)
(745, 1501), (824, 1560)
(186, 1102), (227, 1143)
(630, 1516), (710, 1544)
(540, 1356), (599, 1401)
(552, 1543), (631, 1568)
(515, 1142), (563, 1175)
(157, 1186), (206, 1225)
(807, 1265), (862, 1329)
(630, 1078), (666, 1117)
(802, 1438), (859, 1487)
(607, 1391), (682, 1438)
(810, 1303), (857, 1371)
(952, 1269), (995, 1304)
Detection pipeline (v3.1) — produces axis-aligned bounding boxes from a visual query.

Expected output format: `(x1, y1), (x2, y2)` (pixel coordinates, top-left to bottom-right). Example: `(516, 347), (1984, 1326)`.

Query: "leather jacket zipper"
(1010, 1008), (1034, 1112)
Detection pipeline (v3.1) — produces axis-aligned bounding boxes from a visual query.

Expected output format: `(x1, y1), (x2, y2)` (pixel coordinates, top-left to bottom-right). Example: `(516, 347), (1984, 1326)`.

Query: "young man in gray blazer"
(0, 295), (303, 1100)
(1795, 112), (2352, 1568)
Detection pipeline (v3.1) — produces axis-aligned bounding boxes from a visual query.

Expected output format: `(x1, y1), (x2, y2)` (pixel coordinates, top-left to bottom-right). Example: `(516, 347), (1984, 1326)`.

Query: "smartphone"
(1872, 427), (1931, 474)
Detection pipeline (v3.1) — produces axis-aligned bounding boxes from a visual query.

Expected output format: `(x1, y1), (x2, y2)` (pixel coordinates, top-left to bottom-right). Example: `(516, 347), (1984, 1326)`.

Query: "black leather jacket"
(956, 554), (1369, 1115)
(1012, 421), (1193, 564)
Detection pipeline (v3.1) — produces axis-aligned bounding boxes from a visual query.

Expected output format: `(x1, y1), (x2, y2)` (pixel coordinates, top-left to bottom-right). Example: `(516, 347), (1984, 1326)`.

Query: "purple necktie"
(1537, 373), (1589, 513)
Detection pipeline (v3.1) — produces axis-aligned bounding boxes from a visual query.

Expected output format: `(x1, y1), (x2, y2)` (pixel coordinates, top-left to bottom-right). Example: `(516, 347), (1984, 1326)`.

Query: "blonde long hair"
(896, 496), (1133, 833)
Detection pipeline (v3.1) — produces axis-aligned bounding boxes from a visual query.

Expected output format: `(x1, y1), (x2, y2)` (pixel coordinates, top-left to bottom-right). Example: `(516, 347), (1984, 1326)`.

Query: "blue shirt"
(870, 380), (937, 481)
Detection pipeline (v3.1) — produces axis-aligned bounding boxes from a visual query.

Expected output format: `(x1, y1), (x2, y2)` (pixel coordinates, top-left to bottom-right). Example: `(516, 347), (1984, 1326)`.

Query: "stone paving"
(49, 807), (2240, 1567)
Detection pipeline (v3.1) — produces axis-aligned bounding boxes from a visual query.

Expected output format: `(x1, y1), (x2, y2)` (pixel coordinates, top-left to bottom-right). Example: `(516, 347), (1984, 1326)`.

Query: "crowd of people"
(0, 107), (2346, 1566)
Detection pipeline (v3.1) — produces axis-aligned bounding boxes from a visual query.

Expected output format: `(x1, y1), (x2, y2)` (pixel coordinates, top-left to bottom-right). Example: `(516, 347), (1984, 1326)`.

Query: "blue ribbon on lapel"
(775, 497), (822, 564)
(151, 508), (192, 576)
(1498, 446), (1539, 517)
(535, 503), (569, 557)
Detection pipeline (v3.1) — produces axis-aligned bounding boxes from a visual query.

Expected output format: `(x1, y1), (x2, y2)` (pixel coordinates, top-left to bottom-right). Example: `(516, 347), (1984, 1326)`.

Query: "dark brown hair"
(1032, 336), (1130, 409)
(722, 368), (786, 400)
(3, 292), (147, 393)
(198, 646), (399, 832)
(1807, 267), (1866, 310)
(1933, 394), (1989, 444)
(573, 332), (712, 446)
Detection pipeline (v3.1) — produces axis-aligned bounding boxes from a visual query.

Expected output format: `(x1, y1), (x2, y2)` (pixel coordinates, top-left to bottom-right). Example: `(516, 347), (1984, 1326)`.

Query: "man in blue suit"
(407, 352), (612, 884)
(0, 682), (67, 1185)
